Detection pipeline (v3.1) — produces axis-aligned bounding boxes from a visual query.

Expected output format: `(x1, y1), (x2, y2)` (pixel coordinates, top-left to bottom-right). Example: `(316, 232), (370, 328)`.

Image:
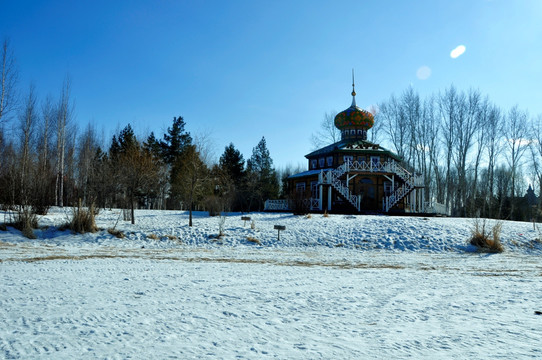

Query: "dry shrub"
(323, 210), (329, 218)
(66, 202), (98, 234)
(306, 214), (312, 219)
(470, 219), (504, 253)
(11, 206), (38, 239)
(166, 234), (178, 241)
(107, 228), (125, 238)
(147, 233), (159, 240)
(246, 236), (261, 245)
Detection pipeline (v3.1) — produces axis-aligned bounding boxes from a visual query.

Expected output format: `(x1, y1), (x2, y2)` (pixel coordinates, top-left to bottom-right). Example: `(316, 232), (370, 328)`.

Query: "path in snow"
(1, 252), (541, 359)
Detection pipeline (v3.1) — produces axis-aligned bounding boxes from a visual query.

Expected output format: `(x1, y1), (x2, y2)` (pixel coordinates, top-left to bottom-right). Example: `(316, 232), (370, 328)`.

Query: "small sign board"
(274, 225), (286, 241)
(241, 216), (251, 226)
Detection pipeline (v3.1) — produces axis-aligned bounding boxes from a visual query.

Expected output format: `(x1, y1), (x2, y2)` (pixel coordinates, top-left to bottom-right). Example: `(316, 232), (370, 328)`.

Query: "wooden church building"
(265, 77), (426, 214)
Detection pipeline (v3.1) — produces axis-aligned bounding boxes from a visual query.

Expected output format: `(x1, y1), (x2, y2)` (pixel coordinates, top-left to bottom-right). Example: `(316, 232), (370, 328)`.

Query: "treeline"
(0, 106), (281, 223)
(0, 39), (281, 225)
(373, 86), (542, 221)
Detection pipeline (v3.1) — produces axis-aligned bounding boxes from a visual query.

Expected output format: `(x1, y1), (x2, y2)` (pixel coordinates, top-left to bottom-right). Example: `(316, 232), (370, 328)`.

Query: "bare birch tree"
(18, 84), (37, 203)
(483, 105), (503, 217)
(310, 111), (340, 149)
(379, 94), (409, 162)
(0, 38), (18, 126)
(503, 105), (530, 216)
(530, 114), (542, 215)
(55, 77), (73, 207)
(438, 85), (463, 213)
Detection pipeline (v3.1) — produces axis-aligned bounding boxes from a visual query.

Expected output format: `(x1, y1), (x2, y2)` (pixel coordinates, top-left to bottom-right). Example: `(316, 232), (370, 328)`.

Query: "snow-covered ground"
(1, 208), (542, 359)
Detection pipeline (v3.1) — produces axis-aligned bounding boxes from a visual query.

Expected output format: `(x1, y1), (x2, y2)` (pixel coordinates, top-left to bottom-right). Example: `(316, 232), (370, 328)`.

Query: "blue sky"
(2, 0), (542, 168)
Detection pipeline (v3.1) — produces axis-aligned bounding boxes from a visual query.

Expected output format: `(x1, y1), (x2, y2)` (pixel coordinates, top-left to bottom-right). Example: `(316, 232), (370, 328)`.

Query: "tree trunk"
(130, 194), (135, 225)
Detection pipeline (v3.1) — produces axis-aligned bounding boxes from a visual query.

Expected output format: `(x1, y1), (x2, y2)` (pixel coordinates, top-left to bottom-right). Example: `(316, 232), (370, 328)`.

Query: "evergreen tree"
(219, 143), (245, 183)
(160, 116), (192, 164)
(143, 132), (162, 157)
(246, 137), (279, 211)
(218, 143), (246, 211)
(160, 116), (192, 208)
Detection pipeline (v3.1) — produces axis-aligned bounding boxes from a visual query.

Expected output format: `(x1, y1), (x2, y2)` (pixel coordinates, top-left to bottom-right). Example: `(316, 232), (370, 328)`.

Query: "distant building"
(265, 77), (429, 214)
(525, 184), (539, 206)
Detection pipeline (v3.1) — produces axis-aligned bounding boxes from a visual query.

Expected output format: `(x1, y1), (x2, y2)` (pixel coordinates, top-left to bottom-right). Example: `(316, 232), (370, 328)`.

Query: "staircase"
(320, 162), (360, 211)
(383, 163), (423, 212)
(320, 160), (423, 213)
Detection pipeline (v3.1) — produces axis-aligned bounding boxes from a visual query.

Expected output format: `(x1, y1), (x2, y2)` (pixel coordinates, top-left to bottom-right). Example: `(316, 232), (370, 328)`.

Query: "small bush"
(306, 214), (312, 219)
(323, 210), (329, 218)
(12, 206), (38, 239)
(147, 233), (159, 240)
(66, 202), (98, 234)
(0, 223), (7, 231)
(107, 228), (125, 238)
(469, 219), (504, 253)
(166, 234), (178, 241)
(246, 236), (261, 245)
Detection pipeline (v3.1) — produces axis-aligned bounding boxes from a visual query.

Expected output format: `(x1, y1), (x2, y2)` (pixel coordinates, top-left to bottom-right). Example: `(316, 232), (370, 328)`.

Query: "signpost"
(241, 216), (251, 227)
(274, 225), (286, 241)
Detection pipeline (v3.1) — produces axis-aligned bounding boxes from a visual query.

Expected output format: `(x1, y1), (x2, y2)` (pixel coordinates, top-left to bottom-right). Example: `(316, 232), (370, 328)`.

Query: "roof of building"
(287, 169), (327, 179)
(305, 139), (402, 161)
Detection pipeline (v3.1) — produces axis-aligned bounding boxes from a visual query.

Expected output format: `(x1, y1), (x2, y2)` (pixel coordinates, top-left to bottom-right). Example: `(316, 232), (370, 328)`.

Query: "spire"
(351, 68), (357, 107)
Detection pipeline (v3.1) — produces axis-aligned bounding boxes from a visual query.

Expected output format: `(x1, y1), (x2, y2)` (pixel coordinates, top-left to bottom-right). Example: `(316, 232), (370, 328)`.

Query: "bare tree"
(453, 89), (482, 216)
(483, 105), (503, 217)
(17, 84), (38, 203)
(438, 85), (465, 213)
(55, 77), (74, 207)
(77, 124), (100, 204)
(175, 144), (209, 226)
(0, 38), (18, 125)
(119, 140), (159, 224)
(530, 114), (542, 215)
(310, 111), (340, 149)
(503, 105), (530, 216)
(379, 94), (409, 163)
(367, 105), (383, 144)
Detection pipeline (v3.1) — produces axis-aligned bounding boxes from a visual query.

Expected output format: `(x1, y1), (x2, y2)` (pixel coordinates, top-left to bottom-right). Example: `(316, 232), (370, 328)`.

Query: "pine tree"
(219, 143), (245, 184)
(160, 116), (192, 164)
(160, 116), (192, 208)
(246, 137), (279, 211)
(218, 143), (246, 211)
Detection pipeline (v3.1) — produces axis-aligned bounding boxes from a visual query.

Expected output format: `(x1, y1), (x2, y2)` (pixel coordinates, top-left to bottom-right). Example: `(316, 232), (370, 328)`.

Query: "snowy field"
(1, 208), (542, 359)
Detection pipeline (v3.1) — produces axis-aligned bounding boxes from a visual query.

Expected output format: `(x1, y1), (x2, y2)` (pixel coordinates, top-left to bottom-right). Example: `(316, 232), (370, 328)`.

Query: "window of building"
(343, 155), (353, 163)
(311, 181), (319, 199)
(326, 156), (333, 167)
(371, 156), (380, 166)
(296, 182), (306, 193)
(319, 158), (325, 167)
(350, 129), (356, 135)
(311, 159), (317, 169)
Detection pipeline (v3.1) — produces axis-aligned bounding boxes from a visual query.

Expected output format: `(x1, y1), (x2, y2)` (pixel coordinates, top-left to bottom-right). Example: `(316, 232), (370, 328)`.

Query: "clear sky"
(2, 0), (541, 169)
